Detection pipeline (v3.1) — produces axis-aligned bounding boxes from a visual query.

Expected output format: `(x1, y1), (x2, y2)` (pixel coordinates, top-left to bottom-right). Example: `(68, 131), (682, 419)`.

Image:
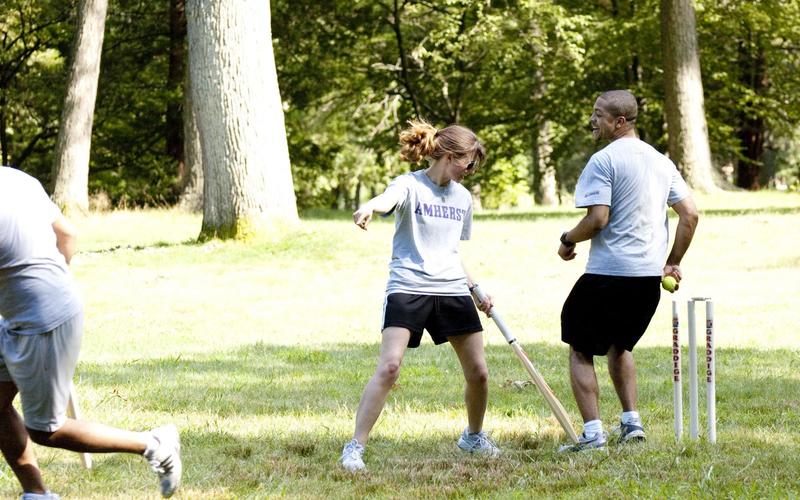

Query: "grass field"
(1, 190), (798, 498)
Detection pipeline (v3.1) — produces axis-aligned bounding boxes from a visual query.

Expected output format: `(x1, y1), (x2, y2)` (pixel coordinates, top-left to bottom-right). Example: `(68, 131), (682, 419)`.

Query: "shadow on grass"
(82, 238), (203, 255)
(44, 414), (800, 498)
(19, 343), (800, 497)
(74, 343), (800, 427)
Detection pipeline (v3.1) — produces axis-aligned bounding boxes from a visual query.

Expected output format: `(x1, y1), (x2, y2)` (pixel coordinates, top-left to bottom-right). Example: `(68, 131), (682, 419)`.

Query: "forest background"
(3, 0), (799, 215)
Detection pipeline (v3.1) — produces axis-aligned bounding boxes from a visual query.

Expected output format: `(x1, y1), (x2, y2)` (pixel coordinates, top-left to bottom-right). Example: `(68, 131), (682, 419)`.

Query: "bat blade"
(67, 385), (93, 469)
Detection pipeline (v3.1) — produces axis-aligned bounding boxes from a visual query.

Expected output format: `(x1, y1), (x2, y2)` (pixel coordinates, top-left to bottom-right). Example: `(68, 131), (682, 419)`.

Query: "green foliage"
(697, 0), (800, 177)
(765, 126), (800, 190)
(475, 154), (529, 209)
(89, 0), (178, 206)
(3, 0), (800, 205)
(0, 0), (72, 181)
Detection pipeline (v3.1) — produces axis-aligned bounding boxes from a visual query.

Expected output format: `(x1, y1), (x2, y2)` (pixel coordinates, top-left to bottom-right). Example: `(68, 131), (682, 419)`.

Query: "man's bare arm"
(53, 214), (78, 264)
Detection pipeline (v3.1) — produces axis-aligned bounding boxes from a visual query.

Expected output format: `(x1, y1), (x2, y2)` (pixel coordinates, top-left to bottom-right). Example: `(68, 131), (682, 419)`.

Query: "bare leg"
(27, 420), (148, 454)
(607, 345), (637, 412)
(0, 382), (46, 494)
(569, 347), (600, 422)
(449, 332), (489, 433)
(353, 327), (411, 444)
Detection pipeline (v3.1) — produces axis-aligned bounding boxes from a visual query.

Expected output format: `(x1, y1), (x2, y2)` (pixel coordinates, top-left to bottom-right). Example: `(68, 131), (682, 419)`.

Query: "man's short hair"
(598, 90), (638, 122)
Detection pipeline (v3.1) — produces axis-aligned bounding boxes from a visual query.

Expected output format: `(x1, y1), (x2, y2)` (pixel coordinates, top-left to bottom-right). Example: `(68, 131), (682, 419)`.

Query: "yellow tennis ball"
(662, 276), (678, 293)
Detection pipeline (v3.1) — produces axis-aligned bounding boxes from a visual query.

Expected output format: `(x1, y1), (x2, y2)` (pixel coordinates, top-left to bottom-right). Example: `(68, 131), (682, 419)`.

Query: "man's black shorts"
(561, 273), (660, 356)
(382, 293), (483, 348)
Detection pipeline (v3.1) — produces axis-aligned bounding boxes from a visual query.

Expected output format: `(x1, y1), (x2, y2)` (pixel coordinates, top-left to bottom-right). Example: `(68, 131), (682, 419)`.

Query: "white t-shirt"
(383, 170), (473, 295)
(0, 167), (81, 334)
(574, 138), (689, 277)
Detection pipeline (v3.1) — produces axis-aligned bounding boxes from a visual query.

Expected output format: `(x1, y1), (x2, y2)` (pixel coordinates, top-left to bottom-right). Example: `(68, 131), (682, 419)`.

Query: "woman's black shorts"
(382, 293), (483, 348)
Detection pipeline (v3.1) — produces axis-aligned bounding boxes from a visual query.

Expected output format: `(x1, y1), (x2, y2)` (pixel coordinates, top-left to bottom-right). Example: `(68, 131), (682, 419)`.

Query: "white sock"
(583, 419), (603, 437)
(621, 411), (641, 425)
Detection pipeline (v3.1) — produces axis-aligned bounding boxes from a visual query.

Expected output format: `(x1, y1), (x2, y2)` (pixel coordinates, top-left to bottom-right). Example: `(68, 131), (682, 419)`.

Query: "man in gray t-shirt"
(555, 91), (699, 451)
(0, 167), (181, 498)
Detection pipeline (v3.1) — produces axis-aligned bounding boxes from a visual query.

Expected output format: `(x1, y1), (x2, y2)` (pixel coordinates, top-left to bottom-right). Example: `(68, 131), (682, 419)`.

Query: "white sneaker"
(21, 493), (60, 500)
(145, 424), (182, 497)
(340, 439), (365, 472)
(558, 430), (609, 452)
(611, 420), (646, 443)
(457, 428), (500, 457)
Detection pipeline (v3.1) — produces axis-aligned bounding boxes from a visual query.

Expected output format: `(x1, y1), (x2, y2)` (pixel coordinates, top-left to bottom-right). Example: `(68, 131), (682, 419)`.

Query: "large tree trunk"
(660, 0), (716, 192)
(186, 0), (298, 240)
(51, 0), (107, 214)
(532, 121), (557, 206)
(177, 73), (203, 211)
(167, 0), (186, 181)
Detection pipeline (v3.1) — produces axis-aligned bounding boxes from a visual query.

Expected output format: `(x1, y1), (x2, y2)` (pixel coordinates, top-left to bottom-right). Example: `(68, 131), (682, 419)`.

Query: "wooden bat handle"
(471, 283), (579, 443)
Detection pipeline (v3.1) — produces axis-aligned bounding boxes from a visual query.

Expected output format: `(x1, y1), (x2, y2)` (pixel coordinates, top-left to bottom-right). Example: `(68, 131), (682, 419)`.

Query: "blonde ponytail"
(398, 119), (438, 163)
(397, 118), (486, 170)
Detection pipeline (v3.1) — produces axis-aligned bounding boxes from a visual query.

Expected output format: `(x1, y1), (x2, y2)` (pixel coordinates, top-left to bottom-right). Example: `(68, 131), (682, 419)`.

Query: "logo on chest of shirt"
(414, 202), (466, 221)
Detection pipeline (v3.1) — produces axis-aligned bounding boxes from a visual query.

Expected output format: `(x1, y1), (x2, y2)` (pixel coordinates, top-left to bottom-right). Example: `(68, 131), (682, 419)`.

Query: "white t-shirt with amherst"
(383, 170), (473, 295)
(574, 138), (689, 277)
(0, 167), (82, 334)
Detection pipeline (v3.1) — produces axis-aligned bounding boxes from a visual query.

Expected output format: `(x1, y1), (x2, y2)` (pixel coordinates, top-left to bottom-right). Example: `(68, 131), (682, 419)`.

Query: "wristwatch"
(560, 232), (575, 247)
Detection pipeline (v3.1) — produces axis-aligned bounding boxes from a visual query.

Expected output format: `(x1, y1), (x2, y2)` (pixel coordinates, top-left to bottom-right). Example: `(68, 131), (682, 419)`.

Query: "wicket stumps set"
(671, 298), (716, 443)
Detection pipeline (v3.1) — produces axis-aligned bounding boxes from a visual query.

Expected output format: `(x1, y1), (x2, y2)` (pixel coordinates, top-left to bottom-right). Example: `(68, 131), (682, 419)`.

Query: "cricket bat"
(66, 383), (93, 469)
(472, 285), (580, 443)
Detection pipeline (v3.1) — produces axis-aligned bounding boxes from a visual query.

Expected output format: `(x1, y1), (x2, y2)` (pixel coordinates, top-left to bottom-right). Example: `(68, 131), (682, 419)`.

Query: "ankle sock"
(583, 419), (603, 437)
(621, 411), (641, 425)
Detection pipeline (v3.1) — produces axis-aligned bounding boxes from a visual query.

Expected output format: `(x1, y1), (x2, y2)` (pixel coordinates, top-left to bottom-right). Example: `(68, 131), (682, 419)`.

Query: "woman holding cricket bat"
(340, 119), (498, 472)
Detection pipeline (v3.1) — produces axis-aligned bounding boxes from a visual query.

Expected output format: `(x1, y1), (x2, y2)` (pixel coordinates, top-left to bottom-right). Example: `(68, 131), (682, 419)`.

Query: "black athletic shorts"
(382, 293), (483, 348)
(561, 273), (660, 356)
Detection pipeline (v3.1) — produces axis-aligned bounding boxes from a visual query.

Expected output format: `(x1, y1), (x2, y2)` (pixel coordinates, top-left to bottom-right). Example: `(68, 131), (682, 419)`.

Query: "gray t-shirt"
(0, 167), (82, 334)
(575, 138), (689, 277)
(383, 170), (473, 295)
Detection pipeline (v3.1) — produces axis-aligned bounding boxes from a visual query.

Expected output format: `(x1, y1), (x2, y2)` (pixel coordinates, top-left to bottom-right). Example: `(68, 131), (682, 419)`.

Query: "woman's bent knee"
(466, 366), (489, 386)
(376, 361), (401, 385)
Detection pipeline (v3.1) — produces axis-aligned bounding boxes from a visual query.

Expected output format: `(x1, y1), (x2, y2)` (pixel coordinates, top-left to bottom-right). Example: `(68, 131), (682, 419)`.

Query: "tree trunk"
(167, 0), (186, 178)
(177, 73), (203, 211)
(51, 0), (108, 214)
(736, 119), (764, 190)
(735, 39), (767, 190)
(1, 91), (7, 166)
(187, 0), (298, 240)
(660, 0), (716, 192)
(532, 121), (558, 206)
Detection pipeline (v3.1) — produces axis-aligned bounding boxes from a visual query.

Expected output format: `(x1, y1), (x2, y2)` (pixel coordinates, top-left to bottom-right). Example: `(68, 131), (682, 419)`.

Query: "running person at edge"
(556, 90), (699, 451)
(0, 167), (181, 498)
(340, 120), (498, 472)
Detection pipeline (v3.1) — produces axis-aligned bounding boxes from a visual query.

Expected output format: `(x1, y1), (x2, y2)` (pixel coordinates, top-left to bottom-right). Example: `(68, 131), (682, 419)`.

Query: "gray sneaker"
(457, 428), (500, 457)
(21, 493), (60, 500)
(145, 424), (182, 497)
(612, 421), (646, 443)
(558, 430), (608, 452)
(340, 439), (365, 472)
